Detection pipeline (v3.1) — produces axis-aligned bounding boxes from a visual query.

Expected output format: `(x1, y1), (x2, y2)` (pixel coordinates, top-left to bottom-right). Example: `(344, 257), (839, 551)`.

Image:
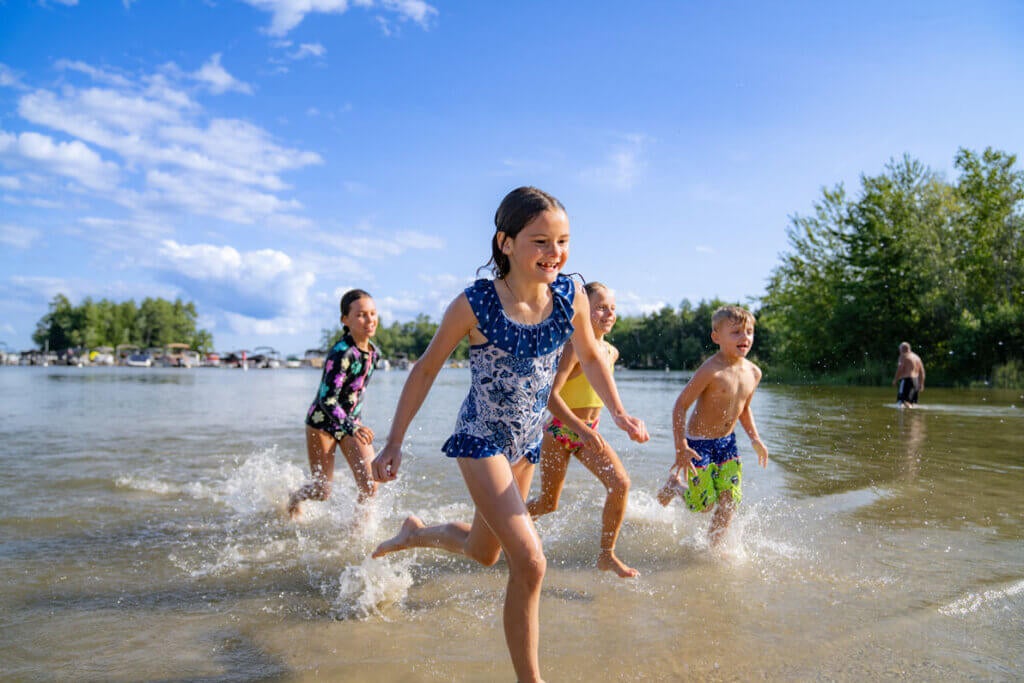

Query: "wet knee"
(510, 548), (547, 587)
(608, 472), (630, 498)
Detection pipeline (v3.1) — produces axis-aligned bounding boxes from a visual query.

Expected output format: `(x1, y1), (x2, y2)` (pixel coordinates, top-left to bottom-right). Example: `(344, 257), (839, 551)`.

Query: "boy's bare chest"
(707, 367), (754, 401)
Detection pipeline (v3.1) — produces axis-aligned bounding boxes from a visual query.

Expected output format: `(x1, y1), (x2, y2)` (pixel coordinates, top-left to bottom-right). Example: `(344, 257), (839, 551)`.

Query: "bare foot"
(657, 472), (685, 506)
(287, 493), (303, 520)
(371, 515), (425, 559)
(597, 549), (639, 578)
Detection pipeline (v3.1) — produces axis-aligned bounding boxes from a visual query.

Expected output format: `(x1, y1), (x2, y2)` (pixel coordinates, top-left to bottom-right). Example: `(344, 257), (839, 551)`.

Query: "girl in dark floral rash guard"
(288, 289), (381, 518)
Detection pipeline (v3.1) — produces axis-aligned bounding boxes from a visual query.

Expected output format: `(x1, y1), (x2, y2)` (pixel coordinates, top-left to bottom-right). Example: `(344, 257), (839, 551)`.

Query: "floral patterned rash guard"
(305, 333), (380, 440)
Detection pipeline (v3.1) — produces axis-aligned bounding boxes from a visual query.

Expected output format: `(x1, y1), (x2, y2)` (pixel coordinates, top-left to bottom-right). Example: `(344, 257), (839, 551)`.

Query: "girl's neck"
(500, 272), (549, 304)
(348, 331), (372, 352)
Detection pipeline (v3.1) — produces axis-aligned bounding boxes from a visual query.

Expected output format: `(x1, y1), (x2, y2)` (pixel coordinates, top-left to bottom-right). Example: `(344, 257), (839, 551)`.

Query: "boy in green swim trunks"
(659, 305), (769, 547)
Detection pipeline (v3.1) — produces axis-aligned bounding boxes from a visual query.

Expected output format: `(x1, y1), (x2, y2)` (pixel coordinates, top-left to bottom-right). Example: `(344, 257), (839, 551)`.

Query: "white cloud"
(292, 43), (327, 60)
(0, 224), (41, 249)
(0, 63), (24, 89)
(0, 176), (21, 190)
(580, 133), (647, 191)
(241, 0), (436, 36)
(55, 59), (133, 88)
(158, 240), (316, 321)
(395, 230), (444, 250)
(8, 275), (74, 303)
(613, 290), (667, 317)
(695, 245), (715, 254)
(191, 54), (253, 95)
(308, 225), (443, 258)
(382, 0), (436, 25)
(6, 62), (321, 226)
(0, 129), (120, 190)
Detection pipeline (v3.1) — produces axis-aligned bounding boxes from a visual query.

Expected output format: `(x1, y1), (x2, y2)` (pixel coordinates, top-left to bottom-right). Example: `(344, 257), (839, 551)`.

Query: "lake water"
(1, 366), (1022, 681)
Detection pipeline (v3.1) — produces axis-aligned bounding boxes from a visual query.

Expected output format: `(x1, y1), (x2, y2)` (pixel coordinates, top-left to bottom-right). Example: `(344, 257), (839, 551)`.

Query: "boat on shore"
(302, 349), (325, 369)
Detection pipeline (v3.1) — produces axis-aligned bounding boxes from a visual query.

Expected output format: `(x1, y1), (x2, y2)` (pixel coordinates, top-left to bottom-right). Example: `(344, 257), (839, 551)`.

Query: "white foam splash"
(114, 475), (182, 495)
(220, 447), (306, 516)
(939, 579), (1024, 616)
(331, 556), (415, 620)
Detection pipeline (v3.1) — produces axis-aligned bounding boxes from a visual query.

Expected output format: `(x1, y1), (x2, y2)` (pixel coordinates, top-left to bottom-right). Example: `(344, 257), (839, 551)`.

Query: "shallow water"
(1, 367), (1022, 681)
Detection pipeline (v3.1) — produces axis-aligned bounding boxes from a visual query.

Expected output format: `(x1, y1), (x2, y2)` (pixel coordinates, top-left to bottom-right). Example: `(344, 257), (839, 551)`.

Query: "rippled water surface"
(1, 366), (1022, 681)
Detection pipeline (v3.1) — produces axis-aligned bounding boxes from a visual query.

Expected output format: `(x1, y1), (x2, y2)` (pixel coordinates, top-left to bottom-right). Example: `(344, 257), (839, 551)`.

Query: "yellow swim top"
(558, 342), (615, 409)
(559, 370), (603, 409)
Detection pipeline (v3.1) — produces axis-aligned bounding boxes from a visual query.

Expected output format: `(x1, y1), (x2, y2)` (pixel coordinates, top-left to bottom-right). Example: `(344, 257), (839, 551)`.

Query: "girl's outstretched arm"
(570, 286), (648, 443)
(372, 294), (476, 481)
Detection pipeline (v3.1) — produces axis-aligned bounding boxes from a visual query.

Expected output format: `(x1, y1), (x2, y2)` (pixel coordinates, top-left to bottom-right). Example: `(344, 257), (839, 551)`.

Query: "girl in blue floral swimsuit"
(287, 289), (381, 519)
(370, 187), (649, 683)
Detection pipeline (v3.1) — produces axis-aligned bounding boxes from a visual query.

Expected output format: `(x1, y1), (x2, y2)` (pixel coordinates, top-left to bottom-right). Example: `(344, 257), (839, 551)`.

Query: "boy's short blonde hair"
(712, 305), (756, 331)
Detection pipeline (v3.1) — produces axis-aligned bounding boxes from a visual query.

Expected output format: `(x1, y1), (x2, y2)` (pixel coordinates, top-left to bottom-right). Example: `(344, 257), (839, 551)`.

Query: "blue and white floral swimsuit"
(442, 274), (576, 465)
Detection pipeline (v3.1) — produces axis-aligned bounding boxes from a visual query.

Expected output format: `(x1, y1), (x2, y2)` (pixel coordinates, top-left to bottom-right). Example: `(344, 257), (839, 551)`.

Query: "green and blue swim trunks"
(682, 433), (742, 512)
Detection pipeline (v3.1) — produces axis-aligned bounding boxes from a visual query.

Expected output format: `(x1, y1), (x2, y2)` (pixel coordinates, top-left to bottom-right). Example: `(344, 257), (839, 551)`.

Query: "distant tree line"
(29, 148), (1021, 387)
(32, 294), (213, 353)
(757, 147), (1023, 387)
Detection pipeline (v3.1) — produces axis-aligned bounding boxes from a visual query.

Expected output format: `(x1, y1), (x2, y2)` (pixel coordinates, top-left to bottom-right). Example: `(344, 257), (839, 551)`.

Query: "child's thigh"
(459, 456), (540, 560)
(575, 444), (626, 486)
(305, 426), (338, 475)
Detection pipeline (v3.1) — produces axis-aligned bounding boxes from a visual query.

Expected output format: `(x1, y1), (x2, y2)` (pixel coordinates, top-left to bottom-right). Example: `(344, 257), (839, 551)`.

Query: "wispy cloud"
(308, 224), (443, 258)
(292, 43), (327, 60)
(580, 133), (647, 191)
(191, 54), (253, 95)
(241, 0), (437, 36)
(0, 224), (41, 249)
(0, 63), (25, 89)
(55, 59), (133, 88)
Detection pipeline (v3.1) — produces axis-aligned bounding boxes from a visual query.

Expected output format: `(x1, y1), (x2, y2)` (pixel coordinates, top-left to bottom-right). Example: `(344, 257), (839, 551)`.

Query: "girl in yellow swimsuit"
(526, 281), (639, 578)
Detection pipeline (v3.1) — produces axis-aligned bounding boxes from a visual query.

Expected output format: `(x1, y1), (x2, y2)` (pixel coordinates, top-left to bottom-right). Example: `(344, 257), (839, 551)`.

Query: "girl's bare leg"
(372, 457), (545, 683)
(338, 434), (378, 503)
(526, 432), (570, 518)
(288, 426), (338, 518)
(575, 444), (637, 578)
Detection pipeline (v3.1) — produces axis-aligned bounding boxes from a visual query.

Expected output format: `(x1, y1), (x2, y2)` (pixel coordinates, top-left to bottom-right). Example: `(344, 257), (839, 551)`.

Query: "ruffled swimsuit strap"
(465, 275), (576, 357)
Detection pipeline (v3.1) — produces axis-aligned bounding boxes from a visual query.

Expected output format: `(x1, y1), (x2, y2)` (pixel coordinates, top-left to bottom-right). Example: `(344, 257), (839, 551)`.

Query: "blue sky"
(2, 1), (1023, 355)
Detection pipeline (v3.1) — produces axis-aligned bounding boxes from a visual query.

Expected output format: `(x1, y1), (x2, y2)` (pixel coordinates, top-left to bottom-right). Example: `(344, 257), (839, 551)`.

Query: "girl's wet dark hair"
(481, 186), (565, 279)
(340, 288), (372, 332)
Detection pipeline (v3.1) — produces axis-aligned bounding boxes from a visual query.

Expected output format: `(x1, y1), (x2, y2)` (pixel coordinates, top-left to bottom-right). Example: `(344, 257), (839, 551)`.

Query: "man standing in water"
(893, 342), (926, 408)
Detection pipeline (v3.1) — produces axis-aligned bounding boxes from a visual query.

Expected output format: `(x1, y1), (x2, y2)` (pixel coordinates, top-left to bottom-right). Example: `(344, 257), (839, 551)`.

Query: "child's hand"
(354, 425), (374, 445)
(613, 414), (649, 443)
(580, 426), (607, 455)
(675, 445), (700, 478)
(372, 443), (402, 482)
(752, 439), (769, 468)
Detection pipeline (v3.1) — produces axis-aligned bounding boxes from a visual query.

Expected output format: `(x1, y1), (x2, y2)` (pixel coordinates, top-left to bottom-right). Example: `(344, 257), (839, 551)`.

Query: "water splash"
(331, 556), (416, 620)
(219, 447), (306, 516)
(939, 579), (1024, 616)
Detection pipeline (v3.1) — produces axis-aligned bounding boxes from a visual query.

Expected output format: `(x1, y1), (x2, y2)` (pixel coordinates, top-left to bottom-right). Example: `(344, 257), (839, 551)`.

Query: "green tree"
(760, 147), (1024, 385)
(31, 294), (213, 353)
